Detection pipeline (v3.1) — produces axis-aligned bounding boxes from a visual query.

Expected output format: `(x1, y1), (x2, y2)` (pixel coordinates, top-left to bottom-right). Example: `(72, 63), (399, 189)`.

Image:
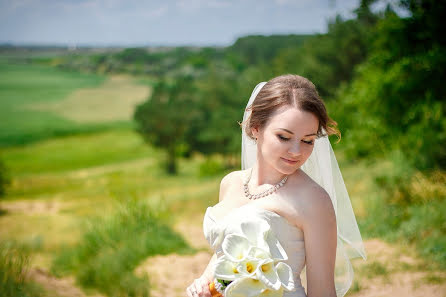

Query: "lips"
(281, 157), (299, 164)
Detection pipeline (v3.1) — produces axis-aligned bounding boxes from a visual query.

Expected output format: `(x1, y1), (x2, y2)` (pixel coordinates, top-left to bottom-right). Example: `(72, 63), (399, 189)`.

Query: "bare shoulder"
(218, 169), (248, 202)
(300, 182), (336, 229)
(285, 170), (336, 228)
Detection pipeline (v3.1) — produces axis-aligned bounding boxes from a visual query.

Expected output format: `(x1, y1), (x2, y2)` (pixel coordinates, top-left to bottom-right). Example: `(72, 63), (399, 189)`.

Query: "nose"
(288, 141), (302, 157)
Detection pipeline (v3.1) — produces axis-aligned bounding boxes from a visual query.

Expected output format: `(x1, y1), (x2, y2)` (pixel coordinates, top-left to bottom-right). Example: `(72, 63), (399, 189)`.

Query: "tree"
(272, 16), (371, 98)
(134, 76), (201, 174)
(332, 1), (446, 169)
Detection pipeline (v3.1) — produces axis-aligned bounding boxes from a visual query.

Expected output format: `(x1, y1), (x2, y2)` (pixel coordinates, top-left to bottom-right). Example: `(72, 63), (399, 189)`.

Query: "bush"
(198, 156), (225, 177)
(52, 198), (193, 297)
(0, 240), (44, 297)
(364, 153), (446, 270)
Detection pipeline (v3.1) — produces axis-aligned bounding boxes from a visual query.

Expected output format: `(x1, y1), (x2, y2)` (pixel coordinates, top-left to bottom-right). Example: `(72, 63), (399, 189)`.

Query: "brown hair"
(239, 74), (341, 142)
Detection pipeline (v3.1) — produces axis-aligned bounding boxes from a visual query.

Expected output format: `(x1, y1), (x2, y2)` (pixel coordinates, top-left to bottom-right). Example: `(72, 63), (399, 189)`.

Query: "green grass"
(1, 129), (156, 176)
(0, 240), (45, 297)
(0, 60), (109, 146)
(51, 198), (193, 297)
(0, 59), (151, 148)
(336, 149), (446, 271)
(0, 128), (224, 296)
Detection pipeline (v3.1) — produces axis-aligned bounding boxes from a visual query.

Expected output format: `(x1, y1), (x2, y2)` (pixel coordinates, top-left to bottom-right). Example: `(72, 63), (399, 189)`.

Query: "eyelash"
(278, 135), (314, 145)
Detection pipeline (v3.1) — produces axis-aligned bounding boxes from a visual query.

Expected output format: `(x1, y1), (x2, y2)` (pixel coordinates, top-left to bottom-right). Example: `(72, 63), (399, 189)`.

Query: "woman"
(187, 74), (367, 297)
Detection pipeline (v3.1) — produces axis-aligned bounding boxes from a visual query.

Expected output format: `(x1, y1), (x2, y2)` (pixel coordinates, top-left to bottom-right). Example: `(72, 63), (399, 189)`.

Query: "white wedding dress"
(203, 203), (307, 297)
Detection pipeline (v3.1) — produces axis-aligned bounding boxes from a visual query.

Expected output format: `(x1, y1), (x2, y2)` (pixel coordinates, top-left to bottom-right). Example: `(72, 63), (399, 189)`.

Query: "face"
(252, 105), (319, 175)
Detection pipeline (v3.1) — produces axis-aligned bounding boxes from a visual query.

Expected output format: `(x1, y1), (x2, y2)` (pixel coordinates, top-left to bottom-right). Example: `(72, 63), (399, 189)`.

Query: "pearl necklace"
(243, 168), (288, 200)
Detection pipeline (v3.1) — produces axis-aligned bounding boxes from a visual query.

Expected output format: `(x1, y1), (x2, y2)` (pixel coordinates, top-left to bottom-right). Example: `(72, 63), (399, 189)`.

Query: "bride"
(186, 74), (367, 297)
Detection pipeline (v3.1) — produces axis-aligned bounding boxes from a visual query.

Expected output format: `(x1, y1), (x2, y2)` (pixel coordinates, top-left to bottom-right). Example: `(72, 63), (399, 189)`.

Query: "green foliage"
(198, 156), (225, 177)
(361, 152), (446, 269)
(398, 199), (446, 269)
(134, 76), (200, 174)
(116, 48), (156, 64)
(228, 34), (310, 70)
(133, 70), (253, 173)
(272, 16), (371, 97)
(188, 71), (245, 155)
(332, 6), (446, 170)
(51, 198), (192, 297)
(0, 157), (11, 197)
(0, 240), (44, 297)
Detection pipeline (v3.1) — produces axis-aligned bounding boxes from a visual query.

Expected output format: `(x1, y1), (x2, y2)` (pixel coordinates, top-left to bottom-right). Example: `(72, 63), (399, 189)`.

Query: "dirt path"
(27, 267), (104, 297)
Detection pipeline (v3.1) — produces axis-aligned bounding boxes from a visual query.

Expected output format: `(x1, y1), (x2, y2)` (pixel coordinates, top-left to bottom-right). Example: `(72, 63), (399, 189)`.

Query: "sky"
(0, 0), (394, 47)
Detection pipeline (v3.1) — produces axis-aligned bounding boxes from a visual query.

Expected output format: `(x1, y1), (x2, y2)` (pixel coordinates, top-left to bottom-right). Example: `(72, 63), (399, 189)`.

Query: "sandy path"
(27, 267), (105, 297)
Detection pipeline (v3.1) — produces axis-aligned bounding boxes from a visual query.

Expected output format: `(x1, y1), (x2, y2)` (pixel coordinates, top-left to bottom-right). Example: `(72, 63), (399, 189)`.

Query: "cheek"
(302, 145), (314, 158)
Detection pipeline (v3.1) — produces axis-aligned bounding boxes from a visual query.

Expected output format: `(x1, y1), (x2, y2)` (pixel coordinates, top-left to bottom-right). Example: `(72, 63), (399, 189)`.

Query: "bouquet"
(208, 218), (295, 297)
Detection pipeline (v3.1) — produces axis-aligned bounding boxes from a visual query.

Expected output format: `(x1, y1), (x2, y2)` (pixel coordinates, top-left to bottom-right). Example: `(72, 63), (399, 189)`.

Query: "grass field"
(0, 59), (150, 146)
(0, 128), (223, 297)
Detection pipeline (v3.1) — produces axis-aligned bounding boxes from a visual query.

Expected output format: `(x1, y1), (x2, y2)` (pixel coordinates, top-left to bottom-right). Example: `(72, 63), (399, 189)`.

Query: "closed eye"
(278, 135), (314, 145)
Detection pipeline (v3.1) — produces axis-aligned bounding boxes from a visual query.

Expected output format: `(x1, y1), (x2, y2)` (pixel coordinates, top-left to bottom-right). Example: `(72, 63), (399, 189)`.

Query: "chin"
(277, 164), (298, 175)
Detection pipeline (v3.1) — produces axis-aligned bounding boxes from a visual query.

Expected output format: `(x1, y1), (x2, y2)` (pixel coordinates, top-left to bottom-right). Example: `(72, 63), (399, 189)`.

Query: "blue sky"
(0, 0), (391, 47)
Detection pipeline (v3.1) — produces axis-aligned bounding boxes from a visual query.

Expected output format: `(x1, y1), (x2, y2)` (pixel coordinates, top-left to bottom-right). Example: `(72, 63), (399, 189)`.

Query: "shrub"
(0, 240), (44, 297)
(52, 198), (193, 297)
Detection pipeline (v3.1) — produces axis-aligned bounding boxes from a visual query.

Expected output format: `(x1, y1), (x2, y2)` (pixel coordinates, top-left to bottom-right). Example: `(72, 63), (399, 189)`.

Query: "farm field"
(0, 59), (150, 146)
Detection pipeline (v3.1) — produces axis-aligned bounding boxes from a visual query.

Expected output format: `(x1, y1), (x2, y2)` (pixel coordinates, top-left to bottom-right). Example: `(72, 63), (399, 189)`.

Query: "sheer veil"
(241, 82), (367, 297)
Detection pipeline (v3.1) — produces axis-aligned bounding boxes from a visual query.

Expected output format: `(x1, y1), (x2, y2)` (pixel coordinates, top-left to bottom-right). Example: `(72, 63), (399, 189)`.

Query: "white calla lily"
(256, 259), (281, 290)
(247, 246), (270, 260)
(214, 216), (295, 296)
(235, 257), (261, 277)
(276, 262), (295, 291)
(222, 234), (252, 262)
(259, 286), (284, 297)
(240, 219), (271, 248)
(225, 277), (266, 297)
(239, 218), (288, 261)
(214, 255), (240, 281)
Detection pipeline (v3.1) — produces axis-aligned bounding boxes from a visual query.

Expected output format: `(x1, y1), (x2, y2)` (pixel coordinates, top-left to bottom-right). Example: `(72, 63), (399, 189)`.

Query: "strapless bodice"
(203, 203), (307, 297)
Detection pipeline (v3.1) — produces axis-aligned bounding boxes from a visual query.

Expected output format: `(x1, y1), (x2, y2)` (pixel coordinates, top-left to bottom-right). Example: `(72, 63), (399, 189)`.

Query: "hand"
(186, 275), (212, 297)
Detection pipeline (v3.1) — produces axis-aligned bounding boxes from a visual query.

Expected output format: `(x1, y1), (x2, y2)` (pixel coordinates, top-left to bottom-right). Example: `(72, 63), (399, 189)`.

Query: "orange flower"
(209, 281), (223, 297)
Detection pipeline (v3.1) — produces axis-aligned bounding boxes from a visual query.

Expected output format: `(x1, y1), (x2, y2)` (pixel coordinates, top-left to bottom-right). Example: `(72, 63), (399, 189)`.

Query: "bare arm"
(201, 253), (217, 281)
(201, 171), (233, 278)
(186, 172), (234, 296)
(302, 188), (337, 297)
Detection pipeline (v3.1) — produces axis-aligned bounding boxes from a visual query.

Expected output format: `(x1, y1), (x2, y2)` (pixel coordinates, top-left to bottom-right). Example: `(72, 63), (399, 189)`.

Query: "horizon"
(0, 33), (316, 49)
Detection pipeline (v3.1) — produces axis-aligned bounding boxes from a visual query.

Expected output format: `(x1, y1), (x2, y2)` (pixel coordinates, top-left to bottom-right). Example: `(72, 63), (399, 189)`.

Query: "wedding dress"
(203, 203), (307, 297)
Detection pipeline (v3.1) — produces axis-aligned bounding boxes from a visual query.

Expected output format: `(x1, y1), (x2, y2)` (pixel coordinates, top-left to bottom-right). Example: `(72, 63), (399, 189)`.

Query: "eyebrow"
(277, 128), (317, 137)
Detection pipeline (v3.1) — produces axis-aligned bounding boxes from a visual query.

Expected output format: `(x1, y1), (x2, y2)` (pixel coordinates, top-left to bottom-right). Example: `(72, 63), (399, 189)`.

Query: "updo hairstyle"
(240, 74), (341, 142)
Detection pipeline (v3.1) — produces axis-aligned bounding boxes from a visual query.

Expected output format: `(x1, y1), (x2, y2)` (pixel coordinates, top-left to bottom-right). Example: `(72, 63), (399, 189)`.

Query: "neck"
(250, 161), (288, 187)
